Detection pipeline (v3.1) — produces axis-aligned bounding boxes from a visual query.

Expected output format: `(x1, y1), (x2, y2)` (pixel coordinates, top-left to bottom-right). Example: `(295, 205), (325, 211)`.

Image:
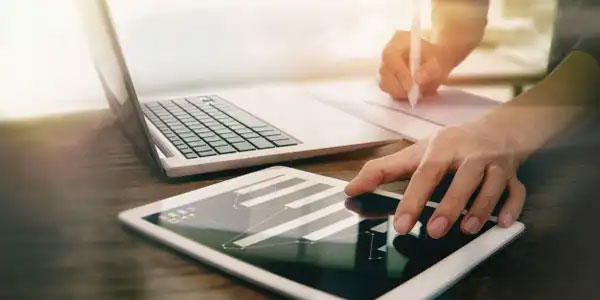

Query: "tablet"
(119, 166), (524, 299)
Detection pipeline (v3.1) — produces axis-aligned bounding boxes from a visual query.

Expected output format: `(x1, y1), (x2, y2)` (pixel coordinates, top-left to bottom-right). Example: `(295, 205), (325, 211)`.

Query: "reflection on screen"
(77, 0), (159, 168)
(144, 174), (496, 299)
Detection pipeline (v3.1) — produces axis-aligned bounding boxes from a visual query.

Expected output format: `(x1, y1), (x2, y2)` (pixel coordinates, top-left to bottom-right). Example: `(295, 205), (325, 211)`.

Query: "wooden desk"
(1, 110), (599, 299)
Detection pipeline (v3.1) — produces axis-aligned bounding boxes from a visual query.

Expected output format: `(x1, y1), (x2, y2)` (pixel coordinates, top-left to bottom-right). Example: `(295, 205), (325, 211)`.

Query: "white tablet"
(119, 166), (524, 299)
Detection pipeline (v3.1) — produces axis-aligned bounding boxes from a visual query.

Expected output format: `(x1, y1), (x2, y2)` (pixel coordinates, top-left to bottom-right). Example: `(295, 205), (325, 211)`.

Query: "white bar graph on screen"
(235, 174), (295, 195)
(371, 222), (388, 233)
(233, 202), (346, 248)
(302, 215), (360, 242)
(240, 181), (319, 208)
(285, 187), (343, 209)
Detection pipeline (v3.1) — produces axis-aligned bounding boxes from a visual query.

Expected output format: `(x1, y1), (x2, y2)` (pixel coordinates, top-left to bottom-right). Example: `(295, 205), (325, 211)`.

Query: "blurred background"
(0, 0), (556, 119)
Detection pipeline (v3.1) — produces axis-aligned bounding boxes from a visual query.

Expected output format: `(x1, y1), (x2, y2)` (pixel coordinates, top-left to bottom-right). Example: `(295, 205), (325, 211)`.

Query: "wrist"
(469, 116), (532, 167)
(432, 28), (483, 72)
(432, 38), (474, 76)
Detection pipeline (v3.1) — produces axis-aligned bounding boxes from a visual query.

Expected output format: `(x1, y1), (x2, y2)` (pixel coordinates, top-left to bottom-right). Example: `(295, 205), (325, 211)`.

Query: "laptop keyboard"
(142, 95), (299, 159)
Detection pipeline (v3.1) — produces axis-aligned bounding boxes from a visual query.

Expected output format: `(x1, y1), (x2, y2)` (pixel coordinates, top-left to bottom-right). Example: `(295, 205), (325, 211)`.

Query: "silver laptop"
(79, 0), (400, 177)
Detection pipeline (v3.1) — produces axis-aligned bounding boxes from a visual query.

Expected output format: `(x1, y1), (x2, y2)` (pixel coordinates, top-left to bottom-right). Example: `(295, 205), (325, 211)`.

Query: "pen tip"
(408, 87), (419, 108)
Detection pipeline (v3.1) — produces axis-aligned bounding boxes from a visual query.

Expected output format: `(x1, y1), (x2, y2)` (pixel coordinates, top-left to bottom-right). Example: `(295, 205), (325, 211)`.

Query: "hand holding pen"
(378, 26), (453, 103)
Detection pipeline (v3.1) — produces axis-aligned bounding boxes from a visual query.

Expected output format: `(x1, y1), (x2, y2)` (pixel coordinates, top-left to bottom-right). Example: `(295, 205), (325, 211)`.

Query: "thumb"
(345, 146), (421, 197)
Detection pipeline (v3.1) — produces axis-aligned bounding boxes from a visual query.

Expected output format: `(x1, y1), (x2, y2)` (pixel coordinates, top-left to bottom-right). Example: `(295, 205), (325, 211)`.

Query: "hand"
(379, 31), (453, 100)
(344, 122), (526, 239)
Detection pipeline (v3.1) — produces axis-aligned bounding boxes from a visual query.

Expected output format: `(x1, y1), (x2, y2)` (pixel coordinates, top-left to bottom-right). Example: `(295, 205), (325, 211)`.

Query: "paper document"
(305, 78), (499, 142)
(365, 89), (499, 126)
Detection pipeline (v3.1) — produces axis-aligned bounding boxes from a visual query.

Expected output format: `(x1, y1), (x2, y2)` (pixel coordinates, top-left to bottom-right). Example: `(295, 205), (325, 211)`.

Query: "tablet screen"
(144, 176), (496, 299)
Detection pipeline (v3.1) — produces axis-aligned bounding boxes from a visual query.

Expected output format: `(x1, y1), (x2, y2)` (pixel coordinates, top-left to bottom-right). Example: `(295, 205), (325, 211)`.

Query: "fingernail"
(464, 215), (482, 234)
(428, 217), (448, 239)
(395, 214), (413, 235)
(500, 213), (514, 227)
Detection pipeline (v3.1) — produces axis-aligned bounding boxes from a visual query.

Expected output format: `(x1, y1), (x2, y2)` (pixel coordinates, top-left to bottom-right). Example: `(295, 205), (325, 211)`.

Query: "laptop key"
(179, 132), (196, 138)
(265, 134), (288, 141)
(192, 128), (211, 134)
(183, 120), (201, 126)
(233, 128), (252, 134)
(193, 145), (212, 152)
(252, 126), (271, 132)
(223, 120), (241, 126)
(214, 128), (232, 134)
(209, 140), (229, 147)
(198, 150), (217, 157)
(259, 130), (279, 136)
(184, 153), (199, 159)
(183, 136), (202, 143)
(207, 125), (226, 131)
(220, 132), (237, 139)
(232, 142), (256, 152)
(187, 141), (206, 147)
(240, 132), (260, 139)
(226, 137), (244, 144)
(198, 132), (216, 138)
(214, 145), (237, 154)
(203, 136), (221, 142)
(180, 148), (194, 154)
(248, 137), (275, 149)
(273, 139), (298, 147)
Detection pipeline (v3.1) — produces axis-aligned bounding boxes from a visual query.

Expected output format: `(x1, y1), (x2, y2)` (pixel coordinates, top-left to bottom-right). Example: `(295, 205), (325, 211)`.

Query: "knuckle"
(362, 160), (378, 171)
(414, 165), (445, 183)
(442, 193), (464, 205)
(434, 126), (463, 143)
(475, 193), (497, 212)
(486, 163), (506, 178)
(464, 156), (486, 171)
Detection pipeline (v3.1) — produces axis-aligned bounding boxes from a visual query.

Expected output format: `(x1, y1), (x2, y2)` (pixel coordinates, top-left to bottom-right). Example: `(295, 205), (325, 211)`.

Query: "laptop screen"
(77, 0), (161, 171)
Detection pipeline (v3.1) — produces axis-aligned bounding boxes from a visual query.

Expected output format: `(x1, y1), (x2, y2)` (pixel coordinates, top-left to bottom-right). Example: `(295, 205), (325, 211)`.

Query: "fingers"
(345, 145), (422, 197)
(380, 30), (450, 99)
(415, 58), (445, 96)
(379, 67), (408, 99)
(381, 51), (412, 93)
(393, 140), (454, 235)
(427, 157), (486, 238)
(461, 164), (508, 234)
(498, 177), (526, 228)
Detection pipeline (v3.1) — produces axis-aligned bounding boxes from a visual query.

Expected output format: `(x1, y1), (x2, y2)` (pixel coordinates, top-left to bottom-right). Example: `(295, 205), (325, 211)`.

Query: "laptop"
(78, 0), (400, 177)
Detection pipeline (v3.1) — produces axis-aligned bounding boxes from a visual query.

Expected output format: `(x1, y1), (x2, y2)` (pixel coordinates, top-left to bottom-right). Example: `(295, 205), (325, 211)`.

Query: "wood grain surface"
(1, 110), (599, 299)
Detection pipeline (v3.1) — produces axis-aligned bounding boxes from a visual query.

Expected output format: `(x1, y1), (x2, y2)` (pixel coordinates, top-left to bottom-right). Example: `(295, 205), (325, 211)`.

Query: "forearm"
(431, 0), (489, 69)
(480, 51), (600, 163)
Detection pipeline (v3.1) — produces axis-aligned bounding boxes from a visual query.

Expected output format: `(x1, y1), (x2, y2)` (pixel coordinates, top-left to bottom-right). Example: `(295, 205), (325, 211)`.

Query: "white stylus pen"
(408, 0), (421, 108)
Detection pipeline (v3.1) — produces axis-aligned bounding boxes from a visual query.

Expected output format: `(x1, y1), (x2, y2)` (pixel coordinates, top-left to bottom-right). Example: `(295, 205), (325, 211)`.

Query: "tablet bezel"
(119, 166), (524, 300)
